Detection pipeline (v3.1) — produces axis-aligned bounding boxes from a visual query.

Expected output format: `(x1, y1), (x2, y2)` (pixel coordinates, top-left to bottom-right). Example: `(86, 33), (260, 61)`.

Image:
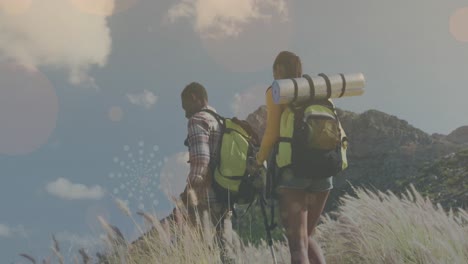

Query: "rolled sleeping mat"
(271, 73), (365, 104)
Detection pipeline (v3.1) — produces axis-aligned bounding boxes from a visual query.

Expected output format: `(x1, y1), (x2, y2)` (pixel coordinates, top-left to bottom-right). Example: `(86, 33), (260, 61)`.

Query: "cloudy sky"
(1, 0), (468, 262)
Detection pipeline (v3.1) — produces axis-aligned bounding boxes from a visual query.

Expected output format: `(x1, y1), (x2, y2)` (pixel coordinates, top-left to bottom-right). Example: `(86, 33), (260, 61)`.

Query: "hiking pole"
(249, 156), (278, 264)
(259, 197), (278, 264)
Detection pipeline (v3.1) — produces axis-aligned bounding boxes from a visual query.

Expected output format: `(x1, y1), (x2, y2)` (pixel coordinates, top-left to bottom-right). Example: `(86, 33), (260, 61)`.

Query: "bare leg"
(308, 236), (326, 264)
(279, 188), (309, 264)
(306, 190), (330, 264)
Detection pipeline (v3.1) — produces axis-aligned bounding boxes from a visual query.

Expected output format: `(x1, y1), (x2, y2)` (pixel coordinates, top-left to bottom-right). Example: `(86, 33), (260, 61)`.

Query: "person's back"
(180, 82), (235, 264)
(256, 51), (331, 264)
(182, 104), (222, 208)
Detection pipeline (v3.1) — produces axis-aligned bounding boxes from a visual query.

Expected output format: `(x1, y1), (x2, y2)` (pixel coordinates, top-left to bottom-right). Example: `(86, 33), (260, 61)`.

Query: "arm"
(186, 116), (211, 185)
(256, 88), (283, 165)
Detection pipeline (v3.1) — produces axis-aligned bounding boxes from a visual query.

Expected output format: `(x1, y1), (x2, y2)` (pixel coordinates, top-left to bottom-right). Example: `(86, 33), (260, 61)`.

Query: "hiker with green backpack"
(253, 51), (349, 264)
(179, 82), (264, 264)
(178, 82), (233, 263)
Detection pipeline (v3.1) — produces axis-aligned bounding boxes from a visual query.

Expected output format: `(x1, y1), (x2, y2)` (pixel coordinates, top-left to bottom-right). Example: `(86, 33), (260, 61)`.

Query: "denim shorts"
(276, 168), (333, 193)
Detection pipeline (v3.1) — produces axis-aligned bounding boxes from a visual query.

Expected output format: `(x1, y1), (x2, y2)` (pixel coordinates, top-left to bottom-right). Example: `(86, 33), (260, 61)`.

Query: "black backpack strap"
(339, 73), (346, 98)
(184, 108), (223, 145)
(192, 109), (225, 178)
(199, 108), (224, 127)
(303, 74), (315, 102)
(231, 117), (260, 146)
(290, 78), (299, 103)
(318, 73), (332, 99)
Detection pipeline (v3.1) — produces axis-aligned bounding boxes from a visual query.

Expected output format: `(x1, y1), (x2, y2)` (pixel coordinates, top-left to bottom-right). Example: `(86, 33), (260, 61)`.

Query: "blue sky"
(1, 0), (468, 262)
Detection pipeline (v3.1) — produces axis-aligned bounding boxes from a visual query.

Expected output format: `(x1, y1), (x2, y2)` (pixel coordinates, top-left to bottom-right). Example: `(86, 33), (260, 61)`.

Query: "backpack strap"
(201, 109), (259, 148)
(290, 78), (299, 104)
(339, 73), (346, 98)
(326, 99), (347, 144)
(303, 74), (315, 102)
(318, 73), (332, 99)
(185, 108), (225, 177)
(231, 117), (260, 146)
(183, 108), (224, 147)
(199, 108), (224, 127)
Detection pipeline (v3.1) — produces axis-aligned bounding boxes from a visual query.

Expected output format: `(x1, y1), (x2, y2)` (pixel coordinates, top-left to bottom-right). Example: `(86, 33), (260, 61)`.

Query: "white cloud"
(126, 90), (158, 109)
(167, 0), (288, 39)
(46, 178), (105, 200)
(160, 152), (190, 197)
(231, 85), (266, 119)
(0, 224), (11, 237)
(0, 0), (113, 86)
(0, 223), (27, 238)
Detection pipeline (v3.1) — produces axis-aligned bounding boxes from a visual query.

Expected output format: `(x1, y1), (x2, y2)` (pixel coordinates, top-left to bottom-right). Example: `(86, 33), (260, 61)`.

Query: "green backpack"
(275, 99), (348, 179)
(189, 109), (261, 206)
(185, 110), (279, 254)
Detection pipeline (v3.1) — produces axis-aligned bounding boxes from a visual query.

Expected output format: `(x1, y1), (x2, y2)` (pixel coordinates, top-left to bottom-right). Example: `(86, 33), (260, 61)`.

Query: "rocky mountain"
(245, 106), (468, 210)
(401, 149), (468, 208)
(446, 126), (468, 144)
(246, 105), (267, 140)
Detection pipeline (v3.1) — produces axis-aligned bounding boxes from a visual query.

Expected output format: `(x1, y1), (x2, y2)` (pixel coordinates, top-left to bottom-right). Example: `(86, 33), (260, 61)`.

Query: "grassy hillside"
(22, 186), (467, 263)
(317, 185), (468, 264)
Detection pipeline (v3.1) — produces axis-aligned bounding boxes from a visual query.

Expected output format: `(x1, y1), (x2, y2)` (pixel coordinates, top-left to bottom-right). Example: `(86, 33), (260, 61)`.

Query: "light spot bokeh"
(109, 106), (123, 122)
(0, 63), (58, 155)
(108, 141), (164, 212)
(450, 7), (468, 42)
(160, 152), (190, 198)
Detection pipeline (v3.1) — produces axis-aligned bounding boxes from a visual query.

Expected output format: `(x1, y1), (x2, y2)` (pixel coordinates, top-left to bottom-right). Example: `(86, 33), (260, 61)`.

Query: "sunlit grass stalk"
(316, 184), (468, 264)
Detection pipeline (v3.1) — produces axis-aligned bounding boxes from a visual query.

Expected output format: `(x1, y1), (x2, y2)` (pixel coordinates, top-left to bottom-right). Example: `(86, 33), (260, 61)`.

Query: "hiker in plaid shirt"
(131, 83), (234, 263)
(179, 82), (234, 264)
(180, 82), (224, 215)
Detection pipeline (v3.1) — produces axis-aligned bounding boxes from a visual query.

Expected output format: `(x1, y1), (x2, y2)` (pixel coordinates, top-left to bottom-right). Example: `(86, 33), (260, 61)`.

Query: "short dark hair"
(181, 82), (208, 101)
(273, 51), (302, 79)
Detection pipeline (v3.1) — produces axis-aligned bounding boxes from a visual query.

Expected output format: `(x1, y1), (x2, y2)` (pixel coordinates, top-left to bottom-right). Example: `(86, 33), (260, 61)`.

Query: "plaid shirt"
(185, 105), (222, 184)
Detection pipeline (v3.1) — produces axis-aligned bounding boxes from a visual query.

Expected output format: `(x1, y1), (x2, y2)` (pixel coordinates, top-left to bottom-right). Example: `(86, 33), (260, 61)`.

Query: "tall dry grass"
(316, 184), (468, 264)
(98, 197), (290, 264)
(19, 185), (467, 263)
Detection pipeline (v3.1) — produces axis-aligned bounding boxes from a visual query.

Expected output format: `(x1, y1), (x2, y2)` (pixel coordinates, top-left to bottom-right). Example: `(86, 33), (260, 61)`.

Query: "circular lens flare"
(450, 7), (468, 42)
(0, 63), (58, 156)
(109, 106), (123, 122)
(108, 141), (166, 211)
